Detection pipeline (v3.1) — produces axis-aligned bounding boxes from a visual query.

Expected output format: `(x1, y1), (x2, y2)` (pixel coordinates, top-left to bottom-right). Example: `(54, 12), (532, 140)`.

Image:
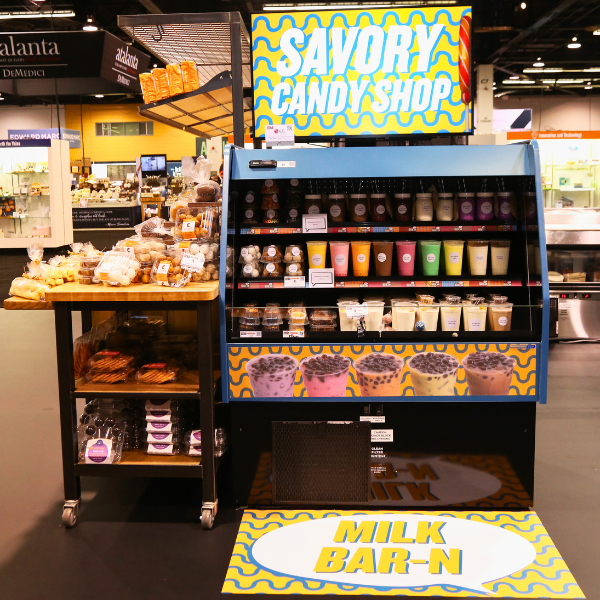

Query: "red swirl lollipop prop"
(459, 14), (471, 130)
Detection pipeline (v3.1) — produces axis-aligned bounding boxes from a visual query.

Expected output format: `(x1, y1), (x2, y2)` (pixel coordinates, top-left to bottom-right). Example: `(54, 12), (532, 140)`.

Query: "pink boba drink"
(329, 241), (350, 277)
(246, 354), (298, 397)
(300, 354), (351, 397)
(396, 241), (416, 276)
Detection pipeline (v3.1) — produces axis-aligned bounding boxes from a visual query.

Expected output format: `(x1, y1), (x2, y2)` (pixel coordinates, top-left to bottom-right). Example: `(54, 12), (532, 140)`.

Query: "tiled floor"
(0, 308), (597, 599)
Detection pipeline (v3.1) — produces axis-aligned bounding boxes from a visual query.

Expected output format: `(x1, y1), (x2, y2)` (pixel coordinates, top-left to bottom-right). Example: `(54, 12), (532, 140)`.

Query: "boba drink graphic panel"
(228, 344), (538, 399)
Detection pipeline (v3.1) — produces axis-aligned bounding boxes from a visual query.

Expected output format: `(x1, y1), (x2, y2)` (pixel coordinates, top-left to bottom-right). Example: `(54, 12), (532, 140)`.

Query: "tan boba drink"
(354, 353), (404, 397)
(407, 352), (459, 396)
(462, 351), (516, 395)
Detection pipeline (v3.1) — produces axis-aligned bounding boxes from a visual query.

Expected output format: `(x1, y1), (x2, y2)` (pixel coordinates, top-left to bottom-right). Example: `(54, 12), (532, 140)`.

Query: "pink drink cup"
(329, 241), (350, 277)
(396, 241), (416, 276)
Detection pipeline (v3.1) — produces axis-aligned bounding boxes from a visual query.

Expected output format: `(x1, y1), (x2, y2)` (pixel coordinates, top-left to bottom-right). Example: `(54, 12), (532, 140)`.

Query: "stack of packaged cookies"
(144, 400), (188, 455)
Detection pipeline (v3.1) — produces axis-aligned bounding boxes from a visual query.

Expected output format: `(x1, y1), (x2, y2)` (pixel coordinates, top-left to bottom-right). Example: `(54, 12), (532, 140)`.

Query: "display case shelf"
(237, 223), (519, 235)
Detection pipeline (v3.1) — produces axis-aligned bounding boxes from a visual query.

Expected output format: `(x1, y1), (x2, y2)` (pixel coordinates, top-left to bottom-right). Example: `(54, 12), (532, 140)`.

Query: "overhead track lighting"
(568, 37), (581, 49)
(0, 10), (75, 20)
(502, 79), (536, 84)
(83, 16), (98, 31)
(263, 2), (458, 10)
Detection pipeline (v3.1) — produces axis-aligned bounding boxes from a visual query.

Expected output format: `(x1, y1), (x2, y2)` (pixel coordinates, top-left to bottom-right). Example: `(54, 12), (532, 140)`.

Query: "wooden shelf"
(46, 281), (219, 302)
(3, 296), (53, 310)
(74, 370), (200, 399)
(75, 450), (203, 478)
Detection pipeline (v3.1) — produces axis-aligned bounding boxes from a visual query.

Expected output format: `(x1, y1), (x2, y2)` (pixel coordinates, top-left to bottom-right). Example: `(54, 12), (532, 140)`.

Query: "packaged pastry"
(88, 350), (135, 373)
(262, 262), (284, 278)
(309, 309), (337, 324)
(288, 307), (309, 325)
(166, 63), (184, 96)
(134, 216), (171, 239)
(188, 156), (221, 201)
(139, 72), (157, 104)
(243, 207), (260, 224)
(144, 442), (180, 455)
(73, 332), (94, 379)
(239, 245), (261, 263)
(150, 249), (191, 288)
(181, 60), (199, 93)
(263, 208), (280, 224)
(8, 276), (50, 301)
(285, 262), (305, 276)
(283, 245), (304, 263)
(174, 203), (219, 243)
(174, 241), (219, 260)
(226, 246), (234, 278)
(94, 251), (140, 286)
(240, 261), (260, 279)
(152, 68), (170, 100)
(261, 245), (283, 263)
(261, 194), (280, 210)
(261, 179), (279, 196)
(87, 368), (134, 384)
(189, 258), (219, 282)
(136, 362), (180, 384)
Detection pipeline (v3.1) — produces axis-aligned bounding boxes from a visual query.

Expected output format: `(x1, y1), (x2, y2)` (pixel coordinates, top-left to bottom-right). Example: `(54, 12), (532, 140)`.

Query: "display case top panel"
(231, 145), (532, 180)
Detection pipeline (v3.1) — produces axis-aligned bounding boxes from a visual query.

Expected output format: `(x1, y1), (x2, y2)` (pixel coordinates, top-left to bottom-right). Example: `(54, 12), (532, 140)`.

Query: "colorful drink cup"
(416, 302), (439, 331)
(457, 192), (475, 221)
(338, 300), (360, 331)
(407, 352), (459, 396)
(392, 300), (417, 331)
(373, 240), (394, 277)
(329, 241), (350, 277)
(436, 193), (454, 221)
(440, 296), (462, 331)
(489, 297), (513, 331)
(300, 354), (351, 397)
(415, 193), (433, 221)
(393, 193), (411, 222)
(496, 192), (514, 219)
(364, 300), (385, 331)
(476, 192), (494, 221)
(443, 240), (464, 276)
(351, 241), (371, 277)
(419, 240), (441, 276)
(462, 351), (516, 396)
(396, 240), (416, 276)
(306, 240), (327, 269)
(354, 353), (404, 397)
(246, 354), (298, 398)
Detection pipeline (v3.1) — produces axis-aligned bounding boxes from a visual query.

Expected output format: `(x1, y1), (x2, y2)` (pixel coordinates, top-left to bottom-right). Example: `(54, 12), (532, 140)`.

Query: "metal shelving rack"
(118, 12), (251, 146)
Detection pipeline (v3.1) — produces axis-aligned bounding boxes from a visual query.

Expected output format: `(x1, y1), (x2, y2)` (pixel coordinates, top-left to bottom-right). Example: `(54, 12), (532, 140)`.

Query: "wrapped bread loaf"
(139, 73), (157, 104)
(166, 64), (184, 96)
(181, 60), (199, 93)
(152, 68), (170, 100)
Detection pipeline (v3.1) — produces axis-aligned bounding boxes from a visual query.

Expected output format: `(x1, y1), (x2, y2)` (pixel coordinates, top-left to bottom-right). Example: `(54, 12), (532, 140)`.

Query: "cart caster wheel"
(62, 506), (77, 528)
(201, 509), (214, 530)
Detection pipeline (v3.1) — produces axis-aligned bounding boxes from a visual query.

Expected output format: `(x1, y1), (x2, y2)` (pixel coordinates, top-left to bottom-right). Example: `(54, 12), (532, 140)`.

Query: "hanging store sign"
(0, 31), (149, 93)
(9, 128), (81, 148)
(507, 131), (600, 141)
(251, 6), (473, 139)
(223, 510), (583, 597)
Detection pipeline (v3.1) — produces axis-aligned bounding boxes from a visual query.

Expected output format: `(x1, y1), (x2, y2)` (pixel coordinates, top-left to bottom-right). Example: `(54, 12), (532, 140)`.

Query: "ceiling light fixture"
(509, 75), (520, 79)
(520, 2), (526, 8)
(585, 85), (593, 90)
(95, 94), (104, 98)
(0, 10), (75, 20)
(523, 68), (563, 73)
(503, 79), (536, 84)
(83, 15), (98, 31)
(153, 63), (158, 68)
(593, 29), (600, 36)
(568, 36), (581, 49)
(533, 62), (545, 67)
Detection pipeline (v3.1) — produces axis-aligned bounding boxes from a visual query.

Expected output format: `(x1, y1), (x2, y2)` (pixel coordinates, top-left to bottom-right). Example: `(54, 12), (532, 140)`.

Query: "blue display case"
(219, 143), (548, 405)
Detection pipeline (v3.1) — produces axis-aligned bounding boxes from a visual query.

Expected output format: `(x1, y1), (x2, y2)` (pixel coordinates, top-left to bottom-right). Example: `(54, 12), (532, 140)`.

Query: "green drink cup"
(419, 240), (441, 276)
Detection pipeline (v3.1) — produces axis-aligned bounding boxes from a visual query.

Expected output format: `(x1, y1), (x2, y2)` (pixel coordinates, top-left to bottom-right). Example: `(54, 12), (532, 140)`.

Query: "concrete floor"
(0, 308), (598, 599)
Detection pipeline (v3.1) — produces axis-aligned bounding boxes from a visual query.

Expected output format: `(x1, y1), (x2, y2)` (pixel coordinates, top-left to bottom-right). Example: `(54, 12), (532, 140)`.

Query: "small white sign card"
(302, 214), (328, 234)
(309, 268), (335, 288)
(265, 124), (295, 147)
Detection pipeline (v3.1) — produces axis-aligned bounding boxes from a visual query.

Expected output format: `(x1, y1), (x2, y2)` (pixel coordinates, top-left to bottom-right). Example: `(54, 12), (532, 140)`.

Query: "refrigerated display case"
(219, 142), (548, 509)
(545, 207), (600, 339)
(0, 139), (72, 248)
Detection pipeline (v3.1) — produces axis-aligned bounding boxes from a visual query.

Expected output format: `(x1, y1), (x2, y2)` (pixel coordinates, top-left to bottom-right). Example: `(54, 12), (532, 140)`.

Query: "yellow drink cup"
(443, 240), (464, 276)
(306, 241), (327, 269)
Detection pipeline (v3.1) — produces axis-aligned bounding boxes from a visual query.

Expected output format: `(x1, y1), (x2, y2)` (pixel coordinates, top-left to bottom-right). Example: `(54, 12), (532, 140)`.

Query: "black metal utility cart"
(5, 281), (220, 529)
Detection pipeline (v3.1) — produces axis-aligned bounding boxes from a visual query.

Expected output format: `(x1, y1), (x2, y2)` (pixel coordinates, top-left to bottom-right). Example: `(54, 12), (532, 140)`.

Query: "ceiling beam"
(137, 0), (163, 14)
(487, 0), (581, 63)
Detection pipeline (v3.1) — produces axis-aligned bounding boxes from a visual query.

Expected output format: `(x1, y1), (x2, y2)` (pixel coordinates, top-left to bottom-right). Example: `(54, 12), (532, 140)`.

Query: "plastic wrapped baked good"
(25, 261), (63, 287)
(166, 63), (184, 96)
(283, 245), (304, 263)
(73, 332), (94, 378)
(240, 261), (260, 279)
(262, 262), (284, 278)
(136, 362), (180, 384)
(181, 60), (199, 93)
(134, 216), (172, 239)
(144, 442), (180, 455)
(152, 68), (170, 100)
(188, 156), (221, 202)
(239, 245), (261, 263)
(189, 258), (219, 282)
(261, 245), (283, 263)
(174, 203), (219, 243)
(86, 368), (134, 384)
(263, 208), (280, 224)
(150, 249), (191, 288)
(94, 251), (140, 286)
(285, 262), (305, 276)
(309, 309), (337, 324)
(8, 277), (50, 301)
(88, 350), (135, 373)
(226, 246), (234, 278)
(139, 72), (157, 104)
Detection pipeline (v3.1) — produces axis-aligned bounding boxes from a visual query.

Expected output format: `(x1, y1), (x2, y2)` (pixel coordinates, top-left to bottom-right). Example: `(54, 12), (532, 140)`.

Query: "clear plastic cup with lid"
(350, 194), (368, 222)
(436, 193), (455, 221)
(489, 296), (513, 331)
(393, 193), (411, 222)
(440, 295), (462, 331)
(415, 193), (433, 221)
(327, 194), (346, 222)
(457, 192), (475, 221)
(370, 193), (387, 222)
(476, 192), (494, 221)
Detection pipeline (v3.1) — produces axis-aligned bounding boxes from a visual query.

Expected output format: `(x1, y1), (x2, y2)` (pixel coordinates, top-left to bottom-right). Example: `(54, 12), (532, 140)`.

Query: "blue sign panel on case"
(8, 128), (81, 148)
(0, 139), (51, 147)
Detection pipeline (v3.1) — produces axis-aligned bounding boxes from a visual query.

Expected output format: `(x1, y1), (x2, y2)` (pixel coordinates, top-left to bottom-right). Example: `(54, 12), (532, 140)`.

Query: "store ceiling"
(1, 0), (599, 106)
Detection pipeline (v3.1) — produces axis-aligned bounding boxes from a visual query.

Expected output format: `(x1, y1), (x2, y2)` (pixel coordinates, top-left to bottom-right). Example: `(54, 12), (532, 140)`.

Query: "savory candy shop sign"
(252, 6), (472, 138)
(223, 510), (583, 597)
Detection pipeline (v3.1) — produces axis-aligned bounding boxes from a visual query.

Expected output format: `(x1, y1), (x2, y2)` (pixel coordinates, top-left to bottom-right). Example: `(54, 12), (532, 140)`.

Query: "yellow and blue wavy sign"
(228, 343), (537, 399)
(223, 510), (583, 597)
(252, 6), (473, 138)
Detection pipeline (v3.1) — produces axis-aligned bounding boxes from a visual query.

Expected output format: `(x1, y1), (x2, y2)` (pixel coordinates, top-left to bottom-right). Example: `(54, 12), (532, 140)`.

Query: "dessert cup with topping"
(246, 354), (298, 398)
(407, 352), (459, 396)
(299, 354), (351, 397)
(462, 351), (516, 395)
(354, 353), (404, 396)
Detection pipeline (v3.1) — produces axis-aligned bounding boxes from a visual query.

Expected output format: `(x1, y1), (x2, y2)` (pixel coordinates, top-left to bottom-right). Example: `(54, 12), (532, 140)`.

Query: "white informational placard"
(308, 268), (335, 288)
(302, 214), (328, 234)
(284, 276), (306, 288)
(345, 306), (369, 319)
(360, 415), (385, 423)
(265, 124), (295, 147)
(283, 330), (305, 338)
(240, 331), (262, 338)
(371, 429), (394, 442)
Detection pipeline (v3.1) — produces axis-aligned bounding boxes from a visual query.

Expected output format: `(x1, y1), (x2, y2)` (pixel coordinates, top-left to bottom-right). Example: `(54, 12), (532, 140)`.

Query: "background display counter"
(219, 143), (549, 509)
(0, 139), (72, 248)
